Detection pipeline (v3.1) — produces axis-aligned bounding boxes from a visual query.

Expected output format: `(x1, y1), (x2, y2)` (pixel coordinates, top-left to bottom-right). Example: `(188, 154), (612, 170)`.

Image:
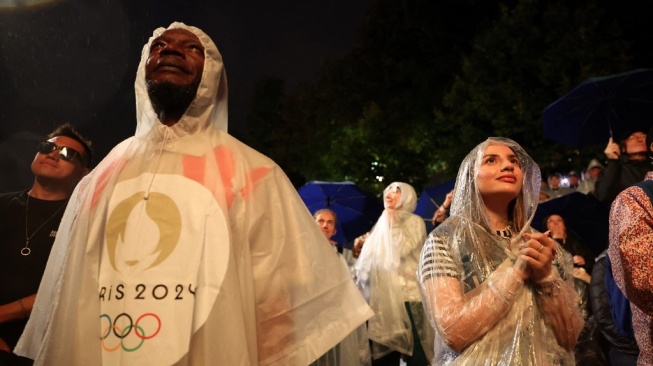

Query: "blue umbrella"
(542, 68), (653, 147)
(298, 181), (383, 248)
(414, 179), (456, 232)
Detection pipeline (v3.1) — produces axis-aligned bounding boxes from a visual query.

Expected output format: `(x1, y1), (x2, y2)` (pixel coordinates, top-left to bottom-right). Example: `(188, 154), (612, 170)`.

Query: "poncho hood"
(134, 22), (228, 140)
(450, 137), (541, 236)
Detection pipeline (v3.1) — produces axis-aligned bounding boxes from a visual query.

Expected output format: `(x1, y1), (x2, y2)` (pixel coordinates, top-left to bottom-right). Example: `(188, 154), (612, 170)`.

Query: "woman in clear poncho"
(418, 138), (583, 365)
(355, 182), (434, 365)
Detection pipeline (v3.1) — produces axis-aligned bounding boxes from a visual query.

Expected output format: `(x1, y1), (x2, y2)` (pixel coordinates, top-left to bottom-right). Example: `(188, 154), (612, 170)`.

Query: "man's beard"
(146, 80), (198, 117)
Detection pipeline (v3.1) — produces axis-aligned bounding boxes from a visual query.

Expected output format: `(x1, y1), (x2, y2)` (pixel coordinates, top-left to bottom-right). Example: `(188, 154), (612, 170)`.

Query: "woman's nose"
(501, 162), (514, 171)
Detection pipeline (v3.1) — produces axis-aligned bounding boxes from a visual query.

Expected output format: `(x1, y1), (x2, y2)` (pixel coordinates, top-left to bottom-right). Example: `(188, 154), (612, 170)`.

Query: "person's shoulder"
(0, 189), (26, 200)
(559, 187), (575, 194)
(600, 158), (621, 169)
(619, 157), (650, 170)
(430, 215), (465, 237)
(407, 212), (424, 223)
(0, 189), (27, 209)
(645, 171), (653, 181)
(613, 180), (653, 210)
(219, 131), (280, 167)
(622, 177), (653, 194)
(100, 137), (135, 161)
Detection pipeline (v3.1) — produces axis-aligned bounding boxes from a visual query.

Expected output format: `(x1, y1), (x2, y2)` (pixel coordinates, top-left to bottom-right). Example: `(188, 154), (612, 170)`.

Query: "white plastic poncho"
(355, 182), (433, 361)
(418, 138), (583, 365)
(16, 22), (373, 366)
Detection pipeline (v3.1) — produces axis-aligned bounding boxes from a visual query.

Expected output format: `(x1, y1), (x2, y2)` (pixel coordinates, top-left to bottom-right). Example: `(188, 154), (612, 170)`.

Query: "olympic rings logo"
(100, 313), (162, 352)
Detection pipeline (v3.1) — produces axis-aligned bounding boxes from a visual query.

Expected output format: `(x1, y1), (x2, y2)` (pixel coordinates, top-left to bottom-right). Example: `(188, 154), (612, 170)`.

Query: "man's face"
(588, 167), (602, 180)
(548, 175), (560, 188)
(145, 29), (205, 94)
(568, 175), (579, 186)
(545, 214), (566, 235)
(31, 136), (88, 187)
(315, 211), (337, 240)
(623, 132), (647, 160)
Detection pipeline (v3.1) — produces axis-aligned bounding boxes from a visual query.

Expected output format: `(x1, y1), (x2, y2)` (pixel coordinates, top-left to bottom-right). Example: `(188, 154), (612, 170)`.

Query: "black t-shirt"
(0, 190), (67, 350)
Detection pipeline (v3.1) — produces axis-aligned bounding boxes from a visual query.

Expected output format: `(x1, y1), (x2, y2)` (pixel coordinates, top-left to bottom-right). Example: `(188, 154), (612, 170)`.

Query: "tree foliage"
(244, 0), (636, 196)
(435, 0), (630, 177)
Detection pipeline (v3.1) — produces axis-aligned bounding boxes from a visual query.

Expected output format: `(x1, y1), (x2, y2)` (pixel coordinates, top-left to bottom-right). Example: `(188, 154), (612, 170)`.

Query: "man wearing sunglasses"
(596, 129), (653, 204)
(0, 123), (91, 365)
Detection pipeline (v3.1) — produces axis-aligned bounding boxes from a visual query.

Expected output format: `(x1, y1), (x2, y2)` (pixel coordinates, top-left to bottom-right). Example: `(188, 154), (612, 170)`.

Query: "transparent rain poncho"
(355, 182), (434, 361)
(15, 22), (373, 365)
(418, 138), (583, 365)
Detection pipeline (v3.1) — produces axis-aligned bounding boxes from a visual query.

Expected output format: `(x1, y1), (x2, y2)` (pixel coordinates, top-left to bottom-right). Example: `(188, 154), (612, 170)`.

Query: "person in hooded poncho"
(418, 138), (583, 365)
(14, 23), (373, 366)
(354, 182), (434, 365)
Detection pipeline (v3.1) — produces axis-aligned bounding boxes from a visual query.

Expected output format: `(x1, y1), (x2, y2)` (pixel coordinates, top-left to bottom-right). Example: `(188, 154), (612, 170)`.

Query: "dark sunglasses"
(37, 141), (83, 163)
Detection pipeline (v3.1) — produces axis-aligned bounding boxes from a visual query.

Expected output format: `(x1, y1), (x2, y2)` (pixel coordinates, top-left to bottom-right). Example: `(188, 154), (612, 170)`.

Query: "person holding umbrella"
(418, 137), (583, 365)
(595, 129), (652, 203)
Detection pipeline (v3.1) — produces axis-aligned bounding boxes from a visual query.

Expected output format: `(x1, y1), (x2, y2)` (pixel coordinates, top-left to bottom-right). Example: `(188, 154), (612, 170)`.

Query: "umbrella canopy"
(542, 68), (653, 147)
(298, 181), (383, 248)
(532, 192), (610, 258)
(414, 179), (456, 232)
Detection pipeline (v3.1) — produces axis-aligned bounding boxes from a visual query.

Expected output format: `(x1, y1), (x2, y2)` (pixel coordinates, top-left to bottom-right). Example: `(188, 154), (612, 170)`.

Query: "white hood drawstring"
(143, 127), (170, 201)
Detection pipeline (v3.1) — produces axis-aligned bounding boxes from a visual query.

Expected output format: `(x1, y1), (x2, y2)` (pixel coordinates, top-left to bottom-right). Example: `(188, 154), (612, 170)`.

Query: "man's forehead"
(49, 135), (81, 148)
(49, 135), (86, 157)
(316, 213), (336, 221)
(154, 28), (201, 43)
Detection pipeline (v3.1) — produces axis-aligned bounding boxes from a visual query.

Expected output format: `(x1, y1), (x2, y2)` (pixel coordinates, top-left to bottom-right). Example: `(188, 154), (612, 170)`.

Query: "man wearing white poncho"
(15, 23), (372, 365)
(418, 138), (583, 365)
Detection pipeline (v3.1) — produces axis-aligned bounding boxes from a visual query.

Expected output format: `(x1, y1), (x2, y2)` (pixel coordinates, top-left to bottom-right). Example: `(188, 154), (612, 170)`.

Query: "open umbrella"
(298, 181), (383, 248)
(542, 68), (653, 147)
(414, 179), (456, 232)
(532, 192), (609, 258)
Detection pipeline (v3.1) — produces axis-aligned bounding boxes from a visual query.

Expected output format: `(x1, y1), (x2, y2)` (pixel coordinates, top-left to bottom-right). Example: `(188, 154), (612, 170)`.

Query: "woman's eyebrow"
(482, 153), (518, 159)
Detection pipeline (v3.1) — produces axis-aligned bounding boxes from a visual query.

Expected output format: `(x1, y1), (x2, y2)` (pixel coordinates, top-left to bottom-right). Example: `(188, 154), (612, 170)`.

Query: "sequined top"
(608, 171), (653, 365)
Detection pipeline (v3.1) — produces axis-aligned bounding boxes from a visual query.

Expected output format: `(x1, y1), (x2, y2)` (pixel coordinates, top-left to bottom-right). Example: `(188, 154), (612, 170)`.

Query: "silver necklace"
(23, 193), (66, 256)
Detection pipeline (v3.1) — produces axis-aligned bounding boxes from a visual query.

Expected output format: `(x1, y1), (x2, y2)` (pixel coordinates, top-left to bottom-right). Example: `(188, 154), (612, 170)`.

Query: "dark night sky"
(0, 0), (369, 191)
(2, 1), (652, 193)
